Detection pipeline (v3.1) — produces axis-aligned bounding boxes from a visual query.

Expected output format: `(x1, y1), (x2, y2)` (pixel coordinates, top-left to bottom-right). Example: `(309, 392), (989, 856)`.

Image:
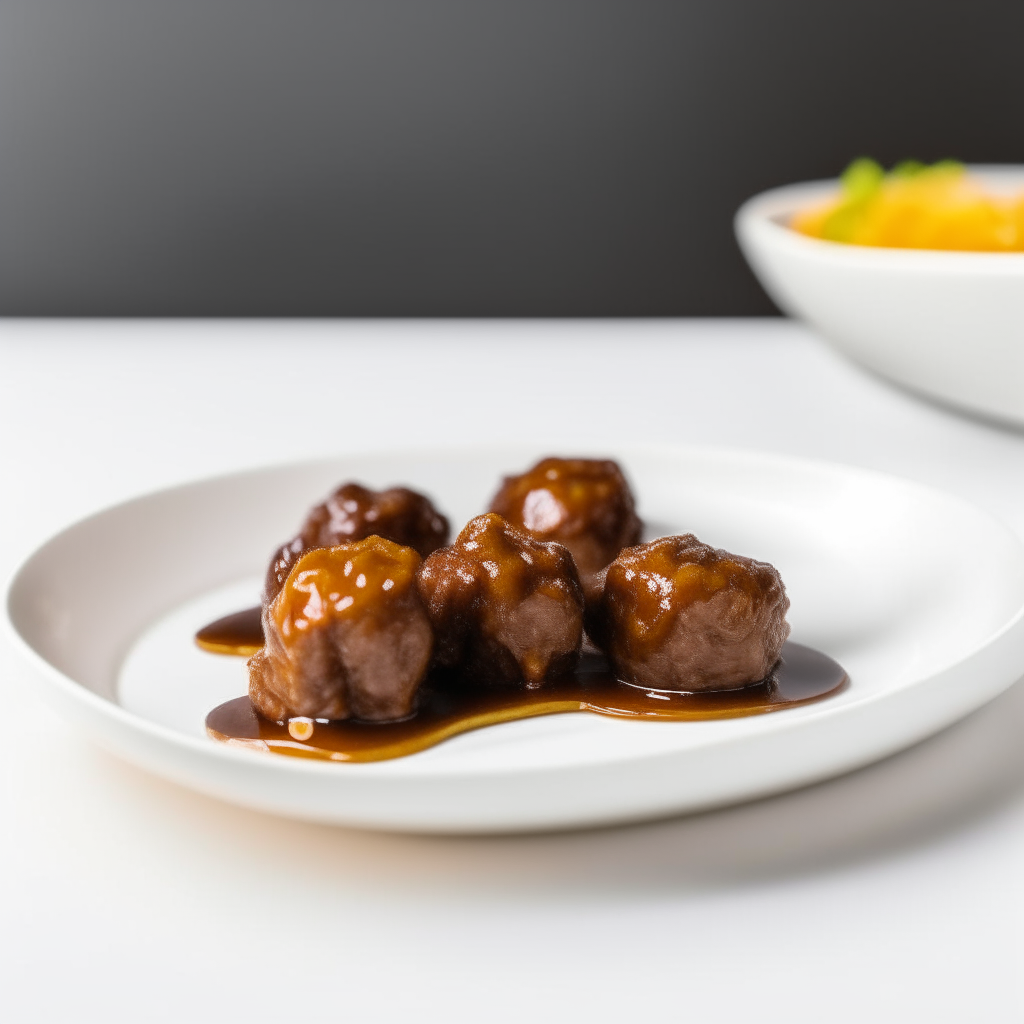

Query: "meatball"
(416, 513), (585, 687)
(488, 457), (642, 603)
(263, 483), (449, 604)
(249, 537), (434, 722)
(264, 536), (307, 607)
(589, 534), (790, 692)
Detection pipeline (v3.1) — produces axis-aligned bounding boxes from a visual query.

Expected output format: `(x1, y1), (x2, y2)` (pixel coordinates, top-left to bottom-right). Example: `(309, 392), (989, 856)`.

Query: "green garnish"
(821, 158), (966, 242)
(840, 158), (884, 201)
(928, 159), (965, 177)
(891, 160), (926, 178)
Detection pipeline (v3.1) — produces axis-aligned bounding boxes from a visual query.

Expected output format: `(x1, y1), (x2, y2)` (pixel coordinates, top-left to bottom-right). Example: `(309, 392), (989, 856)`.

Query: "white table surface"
(2, 318), (1023, 1023)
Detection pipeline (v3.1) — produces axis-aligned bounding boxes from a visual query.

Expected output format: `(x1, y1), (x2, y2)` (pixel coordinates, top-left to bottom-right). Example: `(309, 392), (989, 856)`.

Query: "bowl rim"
(735, 164), (1024, 270)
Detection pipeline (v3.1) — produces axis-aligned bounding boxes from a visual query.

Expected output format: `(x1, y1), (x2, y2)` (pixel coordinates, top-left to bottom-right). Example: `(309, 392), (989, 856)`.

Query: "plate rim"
(7, 442), (1024, 817)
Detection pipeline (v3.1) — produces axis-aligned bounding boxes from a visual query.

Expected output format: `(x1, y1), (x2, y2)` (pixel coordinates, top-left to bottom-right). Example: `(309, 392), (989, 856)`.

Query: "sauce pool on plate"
(195, 606), (263, 657)
(197, 610), (846, 763)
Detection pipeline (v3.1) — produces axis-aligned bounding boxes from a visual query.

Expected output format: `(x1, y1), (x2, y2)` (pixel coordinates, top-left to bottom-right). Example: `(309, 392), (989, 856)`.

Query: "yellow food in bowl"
(791, 159), (1024, 251)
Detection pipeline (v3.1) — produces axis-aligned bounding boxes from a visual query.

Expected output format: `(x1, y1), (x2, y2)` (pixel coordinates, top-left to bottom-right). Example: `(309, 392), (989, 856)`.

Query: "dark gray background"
(2, 0), (1022, 316)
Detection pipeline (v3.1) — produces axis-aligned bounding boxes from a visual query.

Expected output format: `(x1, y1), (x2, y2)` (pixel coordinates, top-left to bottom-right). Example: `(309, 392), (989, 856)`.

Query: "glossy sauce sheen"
(195, 606), (264, 657)
(203, 639), (847, 763)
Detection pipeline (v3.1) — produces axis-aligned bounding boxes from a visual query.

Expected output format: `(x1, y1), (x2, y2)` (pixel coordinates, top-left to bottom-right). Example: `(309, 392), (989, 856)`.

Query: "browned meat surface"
(249, 537), (433, 722)
(264, 536), (307, 608)
(589, 534), (790, 692)
(263, 483), (449, 604)
(416, 513), (584, 687)
(488, 457), (642, 605)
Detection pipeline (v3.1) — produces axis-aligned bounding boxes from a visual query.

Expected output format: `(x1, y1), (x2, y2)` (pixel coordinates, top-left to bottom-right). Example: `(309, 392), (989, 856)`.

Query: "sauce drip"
(204, 642), (846, 763)
(195, 606), (263, 657)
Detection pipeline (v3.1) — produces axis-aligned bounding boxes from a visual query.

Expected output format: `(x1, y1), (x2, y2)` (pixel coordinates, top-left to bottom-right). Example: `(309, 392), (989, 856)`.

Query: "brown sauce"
(195, 606), (263, 657)
(204, 641), (847, 763)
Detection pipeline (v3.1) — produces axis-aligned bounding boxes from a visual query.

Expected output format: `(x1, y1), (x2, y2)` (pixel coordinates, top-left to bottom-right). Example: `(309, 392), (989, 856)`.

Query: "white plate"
(7, 446), (1024, 833)
(735, 167), (1024, 426)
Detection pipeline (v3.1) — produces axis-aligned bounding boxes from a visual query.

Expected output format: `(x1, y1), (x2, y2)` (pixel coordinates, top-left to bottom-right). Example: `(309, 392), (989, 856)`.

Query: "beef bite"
(416, 513), (585, 687)
(488, 457), (642, 603)
(264, 483), (449, 604)
(589, 534), (790, 692)
(249, 537), (433, 722)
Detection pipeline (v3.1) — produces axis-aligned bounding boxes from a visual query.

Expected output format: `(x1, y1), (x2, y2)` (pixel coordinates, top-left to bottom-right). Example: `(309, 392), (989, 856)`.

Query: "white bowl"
(735, 167), (1024, 426)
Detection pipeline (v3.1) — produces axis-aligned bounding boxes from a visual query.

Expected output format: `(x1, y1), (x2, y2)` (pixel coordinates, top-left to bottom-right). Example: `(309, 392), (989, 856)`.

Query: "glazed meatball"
(264, 536), (307, 607)
(249, 537), (433, 722)
(589, 534), (790, 692)
(416, 513), (585, 687)
(263, 483), (449, 604)
(488, 457), (642, 603)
